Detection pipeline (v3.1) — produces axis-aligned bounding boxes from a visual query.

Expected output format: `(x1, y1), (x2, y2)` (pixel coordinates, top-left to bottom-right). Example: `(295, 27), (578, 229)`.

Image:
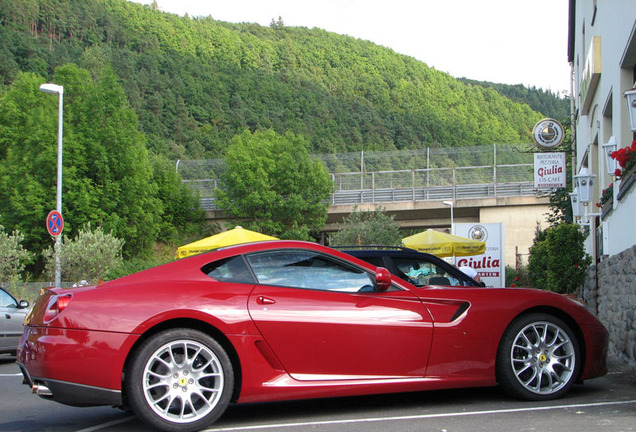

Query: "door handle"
(257, 296), (276, 305)
(5, 314), (11, 319)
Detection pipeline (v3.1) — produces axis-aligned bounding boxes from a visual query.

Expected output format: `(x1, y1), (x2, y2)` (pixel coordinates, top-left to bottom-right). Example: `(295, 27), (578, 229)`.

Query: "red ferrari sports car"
(18, 240), (608, 432)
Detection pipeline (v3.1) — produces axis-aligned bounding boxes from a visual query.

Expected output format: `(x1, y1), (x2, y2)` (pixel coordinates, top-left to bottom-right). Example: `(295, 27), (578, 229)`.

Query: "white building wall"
(570, 0), (636, 259)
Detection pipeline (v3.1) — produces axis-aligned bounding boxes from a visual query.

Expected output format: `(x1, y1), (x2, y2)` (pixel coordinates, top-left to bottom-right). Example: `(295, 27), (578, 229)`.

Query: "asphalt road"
(1, 354), (634, 432)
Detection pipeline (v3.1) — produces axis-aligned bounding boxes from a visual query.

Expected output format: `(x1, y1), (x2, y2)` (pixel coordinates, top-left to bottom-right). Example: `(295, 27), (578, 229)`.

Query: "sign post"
(40, 83), (64, 289)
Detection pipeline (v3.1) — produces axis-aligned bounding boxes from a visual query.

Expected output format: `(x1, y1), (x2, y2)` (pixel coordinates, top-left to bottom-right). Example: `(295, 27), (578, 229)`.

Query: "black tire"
(496, 313), (580, 401)
(125, 328), (234, 432)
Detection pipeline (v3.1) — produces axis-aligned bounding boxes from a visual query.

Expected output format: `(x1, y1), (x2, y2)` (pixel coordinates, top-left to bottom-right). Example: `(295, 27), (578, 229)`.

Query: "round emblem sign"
(533, 118), (564, 149)
(468, 225), (488, 242)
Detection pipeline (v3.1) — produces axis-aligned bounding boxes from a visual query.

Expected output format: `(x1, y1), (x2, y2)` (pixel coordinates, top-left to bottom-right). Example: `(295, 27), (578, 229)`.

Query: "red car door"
(246, 250), (433, 380)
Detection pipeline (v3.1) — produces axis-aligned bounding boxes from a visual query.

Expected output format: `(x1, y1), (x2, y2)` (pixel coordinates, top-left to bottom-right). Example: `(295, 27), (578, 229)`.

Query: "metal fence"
(177, 144), (537, 211)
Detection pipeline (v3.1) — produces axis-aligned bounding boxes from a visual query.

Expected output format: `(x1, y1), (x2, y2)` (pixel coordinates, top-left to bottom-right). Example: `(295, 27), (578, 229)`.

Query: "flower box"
(611, 140), (636, 201)
(617, 162), (636, 201)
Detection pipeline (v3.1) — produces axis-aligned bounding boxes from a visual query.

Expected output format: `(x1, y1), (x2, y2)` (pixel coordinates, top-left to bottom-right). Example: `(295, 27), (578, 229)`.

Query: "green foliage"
(106, 248), (174, 280)
(0, 0), (565, 279)
(42, 223), (124, 285)
(0, 0), (545, 159)
(0, 224), (33, 283)
(527, 223), (591, 294)
(329, 207), (403, 246)
(505, 264), (531, 288)
(0, 66), (163, 259)
(458, 78), (570, 120)
(215, 129), (332, 240)
(150, 154), (205, 242)
(546, 187), (574, 227)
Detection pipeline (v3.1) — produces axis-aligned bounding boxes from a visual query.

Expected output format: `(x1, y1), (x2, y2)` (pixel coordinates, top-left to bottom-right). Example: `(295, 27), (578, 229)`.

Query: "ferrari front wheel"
(125, 329), (234, 432)
(496, 313), (580, 401)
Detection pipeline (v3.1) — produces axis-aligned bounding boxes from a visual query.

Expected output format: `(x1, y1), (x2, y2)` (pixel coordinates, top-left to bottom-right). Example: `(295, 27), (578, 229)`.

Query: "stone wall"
(581, 245), (636, 368)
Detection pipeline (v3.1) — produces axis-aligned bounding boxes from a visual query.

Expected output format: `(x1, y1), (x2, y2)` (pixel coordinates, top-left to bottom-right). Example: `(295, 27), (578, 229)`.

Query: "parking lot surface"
(1, 354), (634, 432)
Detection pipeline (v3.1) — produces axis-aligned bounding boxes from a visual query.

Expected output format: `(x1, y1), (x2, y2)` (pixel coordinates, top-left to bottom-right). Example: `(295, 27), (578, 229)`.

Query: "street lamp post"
(40, 83), (64, 289)
(443, 200), (455, 265)
(443, 200), (454, 234)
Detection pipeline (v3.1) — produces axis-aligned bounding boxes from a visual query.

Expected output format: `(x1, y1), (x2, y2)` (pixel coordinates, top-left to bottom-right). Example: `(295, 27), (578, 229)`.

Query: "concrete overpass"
(182, 145), (551, 267)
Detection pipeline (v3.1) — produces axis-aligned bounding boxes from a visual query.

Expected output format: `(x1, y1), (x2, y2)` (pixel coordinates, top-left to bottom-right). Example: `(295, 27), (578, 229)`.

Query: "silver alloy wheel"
(142, 339), (225, 424)
(510, 320), (575, 395)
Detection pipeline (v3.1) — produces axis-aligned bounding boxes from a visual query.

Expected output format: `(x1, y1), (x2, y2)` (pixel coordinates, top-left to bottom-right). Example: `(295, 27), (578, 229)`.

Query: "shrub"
(528, 223), (591, 294)
(330, 207), (403, 246)
(42, 223), (124, 285)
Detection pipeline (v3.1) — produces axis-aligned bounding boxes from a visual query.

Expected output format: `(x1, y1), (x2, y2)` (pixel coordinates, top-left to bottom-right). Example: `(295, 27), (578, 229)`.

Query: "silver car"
(0, 287), (29, 355)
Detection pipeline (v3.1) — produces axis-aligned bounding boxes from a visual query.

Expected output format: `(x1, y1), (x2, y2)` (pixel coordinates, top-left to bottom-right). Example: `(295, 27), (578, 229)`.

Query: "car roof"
(335, 246), (439, 260)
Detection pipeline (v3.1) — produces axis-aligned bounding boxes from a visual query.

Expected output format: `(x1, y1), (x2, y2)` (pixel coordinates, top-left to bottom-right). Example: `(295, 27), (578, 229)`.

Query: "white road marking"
(74, 416), (135, 432)
(204, 399), (636, 431)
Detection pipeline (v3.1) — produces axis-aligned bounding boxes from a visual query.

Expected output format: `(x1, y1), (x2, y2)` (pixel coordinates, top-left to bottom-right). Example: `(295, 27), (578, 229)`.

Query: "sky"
(131, 0), (571, 93)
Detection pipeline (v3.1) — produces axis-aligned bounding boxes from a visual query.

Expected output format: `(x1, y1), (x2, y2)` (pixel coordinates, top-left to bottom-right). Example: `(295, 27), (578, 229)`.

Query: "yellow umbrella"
(176, 226), (278, 258)
(402, 229), (486, 257)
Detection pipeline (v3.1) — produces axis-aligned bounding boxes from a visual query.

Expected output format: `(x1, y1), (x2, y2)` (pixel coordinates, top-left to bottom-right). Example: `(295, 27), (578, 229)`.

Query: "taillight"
(43, 294), (72, 323)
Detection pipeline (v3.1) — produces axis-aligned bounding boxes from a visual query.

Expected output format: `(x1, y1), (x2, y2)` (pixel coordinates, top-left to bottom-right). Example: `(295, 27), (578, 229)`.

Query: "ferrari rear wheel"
(497, 313), (580, 401)
(125, 329), (234, 432)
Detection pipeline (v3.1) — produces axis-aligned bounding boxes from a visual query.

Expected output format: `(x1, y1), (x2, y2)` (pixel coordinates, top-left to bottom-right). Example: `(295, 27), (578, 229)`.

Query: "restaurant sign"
(534, 152), (566, 189)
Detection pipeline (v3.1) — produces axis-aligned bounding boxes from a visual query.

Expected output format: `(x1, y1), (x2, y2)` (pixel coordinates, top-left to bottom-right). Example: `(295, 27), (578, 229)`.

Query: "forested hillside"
(458, 78), (570, 121)
(0, 0), (549, 159)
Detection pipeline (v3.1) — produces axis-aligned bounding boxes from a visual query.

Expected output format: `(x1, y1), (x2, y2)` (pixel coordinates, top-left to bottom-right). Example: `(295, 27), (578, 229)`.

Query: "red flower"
(611, 140), (636, 170)
(615, 168), (622, 177)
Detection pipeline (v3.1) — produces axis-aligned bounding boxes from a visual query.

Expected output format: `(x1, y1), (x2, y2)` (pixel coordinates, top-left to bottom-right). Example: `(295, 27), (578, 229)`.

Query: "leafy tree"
(329, 207), (403, 246)
(215, 129), (332, 240)
(0, 0), (547, 160)
(527, 223), (591, 294)
(546, 187), (574, 226)
(0, 66), (162, 259)
(458, 79), (570, 120)
(0, 224), (33, 284)
(150, 154), (205, 243)
(42, 223), (124, 285)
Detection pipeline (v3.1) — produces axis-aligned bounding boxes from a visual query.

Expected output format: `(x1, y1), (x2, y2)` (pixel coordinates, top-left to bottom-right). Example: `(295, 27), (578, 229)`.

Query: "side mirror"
(375, 267), (392, 292)
(18, 300), (29, 309)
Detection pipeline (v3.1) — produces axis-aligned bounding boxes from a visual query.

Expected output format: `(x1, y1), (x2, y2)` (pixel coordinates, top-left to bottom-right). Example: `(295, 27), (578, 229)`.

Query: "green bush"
(505, 264), (531, 287)
(42, 223), (124, 285)
(330, 207), (403, 246)
(0, 224), (33, 285)
(528, 223), (591, 294)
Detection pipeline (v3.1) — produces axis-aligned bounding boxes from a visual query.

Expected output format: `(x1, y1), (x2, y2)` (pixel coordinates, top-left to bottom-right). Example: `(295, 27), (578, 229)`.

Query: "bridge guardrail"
(181, 145), (538, 211)
(196, 180), (537, 211)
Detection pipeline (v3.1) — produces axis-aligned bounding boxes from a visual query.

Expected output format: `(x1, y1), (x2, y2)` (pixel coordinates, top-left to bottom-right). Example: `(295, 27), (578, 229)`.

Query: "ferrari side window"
(246, 250), (373, 292)
(202, 256), (256, 284)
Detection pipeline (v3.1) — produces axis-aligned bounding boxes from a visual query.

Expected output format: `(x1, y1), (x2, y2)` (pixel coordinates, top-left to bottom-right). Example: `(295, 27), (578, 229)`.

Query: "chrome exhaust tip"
(32, 384), (53, 397)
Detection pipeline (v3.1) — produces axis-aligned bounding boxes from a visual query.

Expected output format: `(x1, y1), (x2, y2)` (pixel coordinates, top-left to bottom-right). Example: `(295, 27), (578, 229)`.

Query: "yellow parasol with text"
(402, 229), (486, 257)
